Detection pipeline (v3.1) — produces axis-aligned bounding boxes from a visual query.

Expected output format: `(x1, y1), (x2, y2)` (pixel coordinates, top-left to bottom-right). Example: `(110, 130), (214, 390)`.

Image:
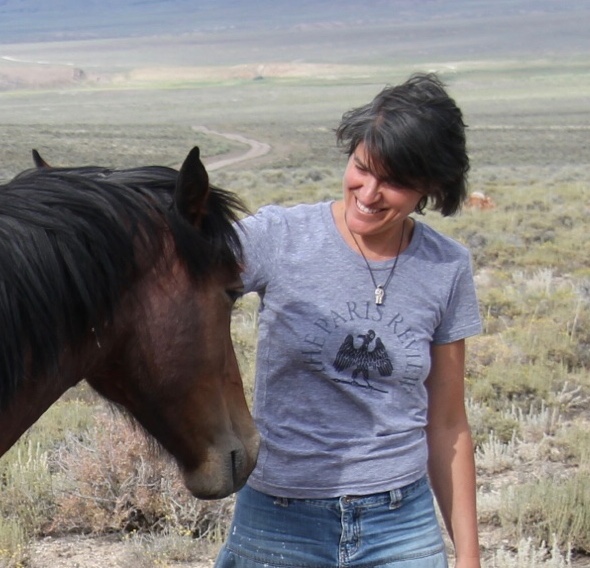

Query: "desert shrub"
(476, 430), (519, 474)
(0, 399), (96, 562)
(0, 400), (94, 524)
(514, 402), (564, 441)
(212, 166), (340, 211)
(488, 537), (573, 567)
(499, 470), (590, 553)
(0, 442), (54, 536)
(125, 528), (221, 566)
(8, 398), (95, 454)
(231, 293), (259, 403)
(553, 422), (590, 467)
(471, 269), (589, 422)
(429, 178), (589, 274)
(469, 406), (520, 448)
(48, 411), (235, 539)
(0, 517), (28, 568)
(479, 287), (523, 324)
(471, 360), (556, 410)
(467, 329), (519, 369)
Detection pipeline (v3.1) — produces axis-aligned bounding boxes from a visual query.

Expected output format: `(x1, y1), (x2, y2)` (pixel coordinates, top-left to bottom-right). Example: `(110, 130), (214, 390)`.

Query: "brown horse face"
(85, 147), (259, 499)
(175, 269), (260, 499)
(113, 259), (259, 500)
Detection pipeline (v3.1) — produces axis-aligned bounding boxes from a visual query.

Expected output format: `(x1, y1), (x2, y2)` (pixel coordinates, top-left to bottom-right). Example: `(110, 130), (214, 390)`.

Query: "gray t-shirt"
(238, 201), (481, 498)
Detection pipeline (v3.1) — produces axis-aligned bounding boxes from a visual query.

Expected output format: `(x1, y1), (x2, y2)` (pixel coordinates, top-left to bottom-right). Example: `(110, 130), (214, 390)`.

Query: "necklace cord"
(344, 215), (406, 304)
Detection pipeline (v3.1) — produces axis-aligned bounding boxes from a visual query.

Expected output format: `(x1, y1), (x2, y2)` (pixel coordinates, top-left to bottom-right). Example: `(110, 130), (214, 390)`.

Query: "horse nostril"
(230, 449), (238, 474)
(230, 448), (245, 486)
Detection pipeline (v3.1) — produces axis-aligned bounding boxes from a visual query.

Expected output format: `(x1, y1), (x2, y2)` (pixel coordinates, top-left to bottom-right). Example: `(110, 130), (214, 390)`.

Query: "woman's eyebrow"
(353, 153), (368, 168)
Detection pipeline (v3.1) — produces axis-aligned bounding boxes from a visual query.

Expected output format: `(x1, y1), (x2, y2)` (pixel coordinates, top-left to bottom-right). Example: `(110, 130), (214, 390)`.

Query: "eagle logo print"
(332, 329), (393, 392)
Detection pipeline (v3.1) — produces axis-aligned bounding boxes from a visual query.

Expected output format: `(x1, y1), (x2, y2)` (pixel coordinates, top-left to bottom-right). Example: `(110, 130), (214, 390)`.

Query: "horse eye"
(226, 286), (244, 303)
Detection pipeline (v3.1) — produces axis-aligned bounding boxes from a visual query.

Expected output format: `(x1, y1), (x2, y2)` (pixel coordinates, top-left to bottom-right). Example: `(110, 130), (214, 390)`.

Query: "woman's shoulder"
(414, 220), (471, 262)
(242, 201), (330, 230)
(256, 201), (328, 219)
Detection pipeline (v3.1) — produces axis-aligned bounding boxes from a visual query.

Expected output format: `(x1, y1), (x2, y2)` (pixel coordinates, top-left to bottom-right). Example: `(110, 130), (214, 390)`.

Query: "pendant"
(375, 286), (385, 305)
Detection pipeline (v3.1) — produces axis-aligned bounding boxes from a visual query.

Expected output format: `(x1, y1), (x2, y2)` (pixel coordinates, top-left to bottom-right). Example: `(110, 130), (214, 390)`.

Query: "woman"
(216, 73), (482, 568)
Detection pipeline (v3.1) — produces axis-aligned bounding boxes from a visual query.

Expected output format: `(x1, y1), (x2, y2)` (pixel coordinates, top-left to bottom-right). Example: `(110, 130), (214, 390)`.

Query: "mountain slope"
(0, 0), (588, 54)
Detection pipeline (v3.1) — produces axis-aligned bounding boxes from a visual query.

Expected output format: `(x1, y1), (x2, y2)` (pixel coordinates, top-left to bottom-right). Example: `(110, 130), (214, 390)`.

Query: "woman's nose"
(358, 177), (381, 202)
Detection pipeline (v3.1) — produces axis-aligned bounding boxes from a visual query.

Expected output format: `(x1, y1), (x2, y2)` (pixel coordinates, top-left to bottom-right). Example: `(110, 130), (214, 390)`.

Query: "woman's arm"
(425, 339), (481, 568)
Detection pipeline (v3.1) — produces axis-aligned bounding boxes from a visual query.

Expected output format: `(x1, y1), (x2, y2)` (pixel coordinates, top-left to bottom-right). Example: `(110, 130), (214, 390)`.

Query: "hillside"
(0, 0), (588, 61)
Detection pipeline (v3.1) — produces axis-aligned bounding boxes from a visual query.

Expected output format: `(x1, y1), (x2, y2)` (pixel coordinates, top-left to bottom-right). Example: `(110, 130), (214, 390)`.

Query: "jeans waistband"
(272, 475), (429, 510)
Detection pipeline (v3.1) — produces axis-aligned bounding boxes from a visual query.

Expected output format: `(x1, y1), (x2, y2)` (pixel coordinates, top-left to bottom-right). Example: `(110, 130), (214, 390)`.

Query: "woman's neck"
(332, 200), (413, 261)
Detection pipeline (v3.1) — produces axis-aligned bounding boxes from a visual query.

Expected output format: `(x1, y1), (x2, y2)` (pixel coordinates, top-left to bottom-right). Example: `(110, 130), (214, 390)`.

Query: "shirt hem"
(246, 469), (426, 499)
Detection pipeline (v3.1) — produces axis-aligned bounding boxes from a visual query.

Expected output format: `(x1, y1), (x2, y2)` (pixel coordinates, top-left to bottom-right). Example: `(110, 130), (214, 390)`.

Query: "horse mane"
(0, 163), (247, 408)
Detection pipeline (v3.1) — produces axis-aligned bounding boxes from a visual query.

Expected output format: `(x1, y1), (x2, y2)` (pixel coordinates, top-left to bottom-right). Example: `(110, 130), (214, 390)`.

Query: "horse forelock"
(169, 184), (248, 280)
(0, 164), (245, 409)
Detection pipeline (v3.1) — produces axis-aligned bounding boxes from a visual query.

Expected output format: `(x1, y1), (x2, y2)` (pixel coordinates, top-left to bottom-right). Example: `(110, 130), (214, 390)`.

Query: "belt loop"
(273, 496), (289, 507)
(388, 488), (402, 510)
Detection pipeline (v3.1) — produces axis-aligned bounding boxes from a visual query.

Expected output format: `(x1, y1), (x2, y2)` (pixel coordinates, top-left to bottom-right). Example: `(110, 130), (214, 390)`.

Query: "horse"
(0, 147), (259, 499)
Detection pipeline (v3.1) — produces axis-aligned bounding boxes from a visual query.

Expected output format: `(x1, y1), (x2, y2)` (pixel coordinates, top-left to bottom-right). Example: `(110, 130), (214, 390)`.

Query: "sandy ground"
(28, 526), (590, 568)
(29, 535), (217, 567)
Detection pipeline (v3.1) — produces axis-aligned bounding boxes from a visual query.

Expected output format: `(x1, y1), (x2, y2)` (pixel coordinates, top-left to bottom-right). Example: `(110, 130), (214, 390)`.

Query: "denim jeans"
(215, 475), (448, 567)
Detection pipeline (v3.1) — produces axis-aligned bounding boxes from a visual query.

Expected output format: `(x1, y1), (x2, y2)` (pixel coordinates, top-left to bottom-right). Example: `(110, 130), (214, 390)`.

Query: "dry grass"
(46, 410), (235, 538)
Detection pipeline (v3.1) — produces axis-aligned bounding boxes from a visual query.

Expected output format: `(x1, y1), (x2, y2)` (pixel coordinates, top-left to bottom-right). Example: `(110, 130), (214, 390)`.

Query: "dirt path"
(192, 125), (271, 171)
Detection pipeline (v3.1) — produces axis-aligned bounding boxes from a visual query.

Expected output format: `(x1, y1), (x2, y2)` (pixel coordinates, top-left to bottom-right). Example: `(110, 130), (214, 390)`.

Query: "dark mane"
(0, 164), (246, 408)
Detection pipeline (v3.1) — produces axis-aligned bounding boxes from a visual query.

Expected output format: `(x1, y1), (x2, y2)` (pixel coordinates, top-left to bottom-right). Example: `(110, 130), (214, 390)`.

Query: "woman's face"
(342, 143), (424, 239)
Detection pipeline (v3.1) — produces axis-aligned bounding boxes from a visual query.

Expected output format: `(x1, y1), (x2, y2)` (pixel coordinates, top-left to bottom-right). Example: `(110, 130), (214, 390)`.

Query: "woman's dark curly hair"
(336, 73), (469, 216)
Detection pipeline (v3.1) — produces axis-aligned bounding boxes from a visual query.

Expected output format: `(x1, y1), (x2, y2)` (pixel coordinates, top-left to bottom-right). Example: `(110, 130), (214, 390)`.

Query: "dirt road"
(192, 125), (271, 171)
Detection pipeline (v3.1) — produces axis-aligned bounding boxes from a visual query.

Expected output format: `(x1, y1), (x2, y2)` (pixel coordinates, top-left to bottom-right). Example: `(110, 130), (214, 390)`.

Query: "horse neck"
(0, 332), (108, 458)
(0, 370), (79, 457)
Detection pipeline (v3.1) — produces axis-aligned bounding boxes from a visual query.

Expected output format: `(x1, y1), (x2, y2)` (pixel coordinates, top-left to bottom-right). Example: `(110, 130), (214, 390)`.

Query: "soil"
(27, 525), (590, 567)
(29, 535), (217, 567)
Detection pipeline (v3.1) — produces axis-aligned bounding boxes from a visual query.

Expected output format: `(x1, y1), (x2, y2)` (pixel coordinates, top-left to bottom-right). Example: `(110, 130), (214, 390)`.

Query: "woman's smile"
(355, 197), (383, 215)
(339, 143), (424, 251)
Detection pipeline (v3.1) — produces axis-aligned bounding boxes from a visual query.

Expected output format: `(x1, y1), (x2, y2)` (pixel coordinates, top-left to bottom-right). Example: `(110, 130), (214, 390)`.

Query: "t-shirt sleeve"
(237, 206), (283, 294)
(432, 252), (482, 344)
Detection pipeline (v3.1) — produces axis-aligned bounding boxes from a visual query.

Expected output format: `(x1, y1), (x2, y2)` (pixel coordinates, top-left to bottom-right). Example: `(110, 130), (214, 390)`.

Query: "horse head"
(0, 147), (259, 499)
(85, 147), (260, 499)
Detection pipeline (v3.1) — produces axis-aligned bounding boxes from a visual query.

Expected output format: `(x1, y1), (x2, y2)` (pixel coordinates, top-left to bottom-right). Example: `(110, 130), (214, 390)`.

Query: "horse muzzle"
(182, 431), (260, 499)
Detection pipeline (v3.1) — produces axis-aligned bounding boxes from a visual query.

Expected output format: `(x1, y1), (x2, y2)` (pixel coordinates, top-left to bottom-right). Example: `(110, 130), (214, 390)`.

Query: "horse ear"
(175, 146), (210, 227)
(32, 149), (51, 169)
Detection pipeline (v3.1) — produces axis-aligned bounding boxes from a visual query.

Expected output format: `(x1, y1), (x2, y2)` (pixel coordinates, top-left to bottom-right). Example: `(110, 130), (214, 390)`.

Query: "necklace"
(345, 216), (406, 306)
